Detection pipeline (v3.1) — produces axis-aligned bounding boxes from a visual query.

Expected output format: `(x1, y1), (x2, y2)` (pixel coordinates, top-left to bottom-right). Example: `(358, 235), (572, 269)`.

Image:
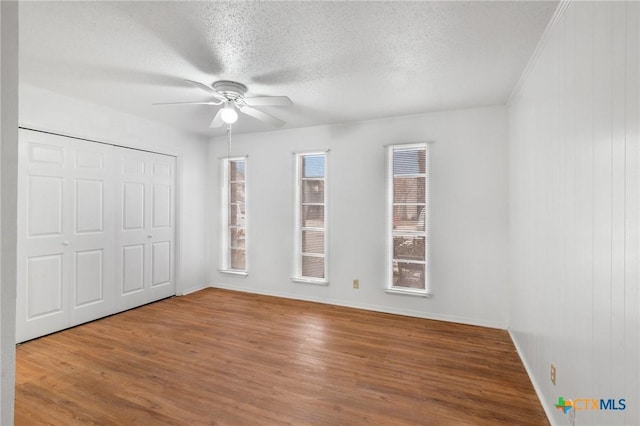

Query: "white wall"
(0, 2), (18, 424)
(20, 84), (210, 295)
(509, 2), (639, 425)
(209, 105), (509, 328)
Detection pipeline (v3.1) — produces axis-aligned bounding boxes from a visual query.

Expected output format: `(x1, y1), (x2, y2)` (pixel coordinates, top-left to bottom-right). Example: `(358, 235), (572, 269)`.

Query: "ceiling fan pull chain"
(227, 123), (232, 159)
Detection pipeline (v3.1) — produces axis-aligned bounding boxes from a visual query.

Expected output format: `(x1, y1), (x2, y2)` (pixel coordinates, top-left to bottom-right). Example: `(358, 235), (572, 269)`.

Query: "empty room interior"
(0, 0), (639, 425)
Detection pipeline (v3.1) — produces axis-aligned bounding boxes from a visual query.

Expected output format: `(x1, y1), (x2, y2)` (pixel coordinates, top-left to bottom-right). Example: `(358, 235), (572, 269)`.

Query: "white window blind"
(221, 157), (247, 273)
(387, 143), (430, 294)
(293, 152), (328, 283)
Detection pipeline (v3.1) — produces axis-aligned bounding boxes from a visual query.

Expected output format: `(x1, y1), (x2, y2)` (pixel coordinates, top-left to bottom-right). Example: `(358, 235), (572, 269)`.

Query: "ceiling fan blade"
(243, 96), (293, 107)
(238, 105), (285, 128)
(210, 109), (225, 128)
(153, 100), (222, 106)
(185, 79), (216, 93)
(185, 79), (227, 100)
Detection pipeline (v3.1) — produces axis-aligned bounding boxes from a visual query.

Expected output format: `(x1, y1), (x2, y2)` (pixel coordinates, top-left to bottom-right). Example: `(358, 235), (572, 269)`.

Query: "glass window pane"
(393, 236), (425, 261)
(230, 182), (245, 203)
(230, 249), (245, 270)
(302, 205), (324, 228)
(393, 177), (425, 203)
(302, 180), (324, 203)
(302, 230), (324, 254)
(225, 158), (247, 272)
(392, 206), (426, 231)
(230, 160), (245, 181)
(303, 155), (325, 178)
(230, 204), (245, 226)
(230, 228), (245, 249)
(302, 256), (324, 278)
(393, 148), (426, 175)
(296, 153), (326, 281)
(392, 261), (425, 289)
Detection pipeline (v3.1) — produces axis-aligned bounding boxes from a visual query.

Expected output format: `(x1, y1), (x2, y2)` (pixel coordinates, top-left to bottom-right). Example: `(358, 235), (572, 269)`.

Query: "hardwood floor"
(15, 288), (548, 425)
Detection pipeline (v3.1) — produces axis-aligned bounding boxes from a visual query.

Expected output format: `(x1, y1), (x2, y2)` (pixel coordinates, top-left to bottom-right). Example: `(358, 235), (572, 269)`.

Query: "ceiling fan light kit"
(220, 102), (238, 124)
(155, 79), (292, 129)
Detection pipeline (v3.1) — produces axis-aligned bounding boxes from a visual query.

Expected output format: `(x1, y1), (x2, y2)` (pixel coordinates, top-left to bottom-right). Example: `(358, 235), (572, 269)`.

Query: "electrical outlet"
(550, 364), (556, 386)
(353, 279), (359, 289)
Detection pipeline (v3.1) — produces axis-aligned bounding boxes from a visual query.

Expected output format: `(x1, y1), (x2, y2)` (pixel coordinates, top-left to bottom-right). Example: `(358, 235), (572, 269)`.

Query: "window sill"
(385, 287), (431, 298)
(291, 277), (329, 286)
(219, 270), (248, 277)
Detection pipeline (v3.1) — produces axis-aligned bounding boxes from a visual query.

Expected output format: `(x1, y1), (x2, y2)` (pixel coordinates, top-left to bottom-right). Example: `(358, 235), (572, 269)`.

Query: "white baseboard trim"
(509, 330), (555, 426)
(209, 283), (505, 329)
(178, 283), (209, 296)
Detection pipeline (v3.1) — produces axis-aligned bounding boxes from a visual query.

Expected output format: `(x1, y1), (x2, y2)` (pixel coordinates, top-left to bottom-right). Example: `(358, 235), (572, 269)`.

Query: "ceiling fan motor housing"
(213, 81), (247, 101)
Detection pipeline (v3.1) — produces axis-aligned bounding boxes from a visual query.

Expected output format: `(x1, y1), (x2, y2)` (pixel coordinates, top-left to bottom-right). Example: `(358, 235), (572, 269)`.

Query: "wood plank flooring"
(15, 288), (549, 425)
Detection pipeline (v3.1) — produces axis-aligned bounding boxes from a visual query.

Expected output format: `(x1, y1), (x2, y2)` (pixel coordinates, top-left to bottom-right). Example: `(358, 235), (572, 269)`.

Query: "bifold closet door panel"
(16, 130), (116, 342)
(17, 131), (72, 341)
(115, 149), (149, 312)
(114, 148), (176, 313)
(146, 151), (176, 303)
(67, 140), (116, 327)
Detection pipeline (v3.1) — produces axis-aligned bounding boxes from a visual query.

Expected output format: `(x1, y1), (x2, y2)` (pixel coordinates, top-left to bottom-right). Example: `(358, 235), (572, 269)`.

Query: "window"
(293, 152), (328, 283)
(387, 143), (430, 295)
(221, 157), (247, 274)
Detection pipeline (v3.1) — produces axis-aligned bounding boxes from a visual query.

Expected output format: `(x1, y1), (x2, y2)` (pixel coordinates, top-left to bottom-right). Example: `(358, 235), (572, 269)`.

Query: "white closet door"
(16, 129), (176, 343)
(114, 148), (175, 312)
(147, 152), (176, 303)
(68, 139), (115, 326)
(17, 131), (72, 341)
(17, 130), (116, 340)
(115, 149), (148, 311)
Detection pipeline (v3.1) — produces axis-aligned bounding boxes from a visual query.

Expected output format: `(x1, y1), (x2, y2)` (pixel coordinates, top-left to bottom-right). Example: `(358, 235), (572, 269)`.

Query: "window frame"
(220, 155), (248, 276)
(386, 142), (431, 296)
(292, 150), (329, 285)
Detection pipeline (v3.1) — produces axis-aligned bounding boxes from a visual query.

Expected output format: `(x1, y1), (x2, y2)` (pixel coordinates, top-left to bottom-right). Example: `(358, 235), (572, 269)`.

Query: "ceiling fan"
(154, 80), (292, 128)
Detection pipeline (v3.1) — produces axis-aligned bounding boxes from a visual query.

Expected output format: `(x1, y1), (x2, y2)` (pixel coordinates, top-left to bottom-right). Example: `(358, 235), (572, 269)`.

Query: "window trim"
(220, 155), (248, 275)
(292, 150), (329, 284)
(386, 142), (432, 296)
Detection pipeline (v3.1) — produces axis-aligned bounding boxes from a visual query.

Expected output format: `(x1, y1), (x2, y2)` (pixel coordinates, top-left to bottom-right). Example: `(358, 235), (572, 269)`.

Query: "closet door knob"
(147, 235), (153, 239)
(62, 241), (70, 246)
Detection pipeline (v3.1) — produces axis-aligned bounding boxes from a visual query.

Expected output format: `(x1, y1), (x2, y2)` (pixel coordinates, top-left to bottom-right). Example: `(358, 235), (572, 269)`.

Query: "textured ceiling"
(19, 1), (558, 137)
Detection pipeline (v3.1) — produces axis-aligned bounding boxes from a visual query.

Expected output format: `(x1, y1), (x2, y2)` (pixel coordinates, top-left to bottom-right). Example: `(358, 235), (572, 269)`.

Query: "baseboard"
(179, 283), (209, 296)
(209, 283), (506, 330)
(509, 330), (555, 426)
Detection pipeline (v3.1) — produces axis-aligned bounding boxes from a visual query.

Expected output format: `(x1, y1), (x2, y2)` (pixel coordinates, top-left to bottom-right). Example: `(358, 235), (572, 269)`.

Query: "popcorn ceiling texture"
(19, 1), (557, 136)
